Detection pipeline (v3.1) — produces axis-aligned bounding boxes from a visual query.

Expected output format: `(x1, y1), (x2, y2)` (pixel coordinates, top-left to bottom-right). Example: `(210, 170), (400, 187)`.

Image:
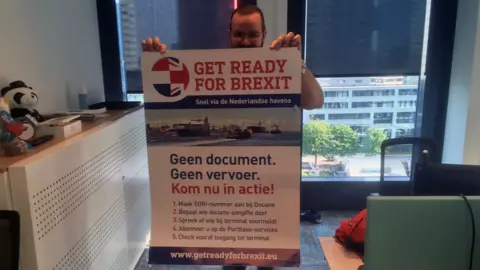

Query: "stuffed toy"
(0, 80), (44, 122)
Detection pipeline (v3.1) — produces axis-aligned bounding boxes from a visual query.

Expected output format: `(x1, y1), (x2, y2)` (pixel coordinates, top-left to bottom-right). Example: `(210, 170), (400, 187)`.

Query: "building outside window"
(349, 125), (370, 134)
(399, 89), (418, 95)
(328, 113), (371, 120)
(309, 114), (325, 121)
(398, 100), (417, 108)
(395, 128), (415, 137)
(373, 112), (394, 124)
(352, 89), (395, 97)
(324, 102), (349, 109)
(324, 90), (349, 98)
(351, 102), (372, 108)
(384, 129), (393, 138)
(374, 101), (395, 108)
(397, 112), (416, 124)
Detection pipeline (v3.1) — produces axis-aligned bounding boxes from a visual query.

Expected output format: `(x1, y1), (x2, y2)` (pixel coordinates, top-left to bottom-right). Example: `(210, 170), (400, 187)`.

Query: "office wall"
(257, 0), (288, 45)
(443, 0), (480, 165)
(0, 0), (105, 112)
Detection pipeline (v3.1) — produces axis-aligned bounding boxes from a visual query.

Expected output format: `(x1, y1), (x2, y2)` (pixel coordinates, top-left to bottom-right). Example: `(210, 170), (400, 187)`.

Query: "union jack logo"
(151, 57), (190, 97)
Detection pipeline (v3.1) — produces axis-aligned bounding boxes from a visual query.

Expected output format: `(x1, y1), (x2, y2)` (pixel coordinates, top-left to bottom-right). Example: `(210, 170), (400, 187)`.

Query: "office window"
(328, 113), (371, 120)
(395, 128), (415, 137)
(375, 90), (395, 96)
(309, 114), (325, 120)
(352, 102), (372, 108)
(399, 89), (418, 95)
(305, 0), (427, 77)
(373, 112), (393, 124)
(349, 125), (370, 134)
(384, 129), (393, 138)
(352, 89), (395, 97)
(374, 101), (394, 108)
(127, 93), (145, 103)
(119, 0), (234, 93)
(324, 102), (349, 109)
(398, 100), (416, 108)
(396, 112), (416, 124)
(352, 90), (372, 97)
(303, 76), (420, 180)
(324, 90), (349, 98)
(112, 0), (432, 182)
(351, 101), (393, 108)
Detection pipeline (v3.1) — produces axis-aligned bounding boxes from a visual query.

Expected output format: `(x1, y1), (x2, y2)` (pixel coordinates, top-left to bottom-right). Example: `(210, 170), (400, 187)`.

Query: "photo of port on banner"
(142, 47), (302, 267)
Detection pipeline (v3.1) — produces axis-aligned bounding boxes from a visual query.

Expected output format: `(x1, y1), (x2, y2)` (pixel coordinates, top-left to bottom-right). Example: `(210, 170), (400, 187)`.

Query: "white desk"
(319, 237), (363, 270)
(2, 107), (150, 270)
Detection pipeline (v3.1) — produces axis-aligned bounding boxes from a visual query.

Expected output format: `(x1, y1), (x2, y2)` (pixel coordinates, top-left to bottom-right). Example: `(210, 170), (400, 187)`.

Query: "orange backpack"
(334, 209), (367, 258)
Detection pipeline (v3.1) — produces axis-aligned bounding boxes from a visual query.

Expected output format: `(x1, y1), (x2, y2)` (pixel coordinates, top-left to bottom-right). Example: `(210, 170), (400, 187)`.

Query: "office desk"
(1, 107), (150, 270)
(319, 237), (363, 270)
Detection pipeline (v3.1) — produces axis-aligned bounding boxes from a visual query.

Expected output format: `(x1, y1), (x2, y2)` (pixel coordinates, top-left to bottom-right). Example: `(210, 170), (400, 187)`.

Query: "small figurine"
(0, 104), (29, 156)
(0, 80), (44, 122)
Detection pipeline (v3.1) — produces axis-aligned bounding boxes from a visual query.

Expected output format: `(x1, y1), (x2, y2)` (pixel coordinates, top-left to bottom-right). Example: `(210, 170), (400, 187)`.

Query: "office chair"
(379, 137), (438, 195)
(0, 210), (20, 270)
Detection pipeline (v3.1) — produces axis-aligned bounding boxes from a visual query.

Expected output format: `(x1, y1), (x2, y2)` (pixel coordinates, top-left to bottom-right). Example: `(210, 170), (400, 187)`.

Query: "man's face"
(230, 12), (266, 48)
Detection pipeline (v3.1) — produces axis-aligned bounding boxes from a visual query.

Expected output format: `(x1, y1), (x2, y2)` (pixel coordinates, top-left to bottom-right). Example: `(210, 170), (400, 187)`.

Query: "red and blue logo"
(151, 57), (190, 97)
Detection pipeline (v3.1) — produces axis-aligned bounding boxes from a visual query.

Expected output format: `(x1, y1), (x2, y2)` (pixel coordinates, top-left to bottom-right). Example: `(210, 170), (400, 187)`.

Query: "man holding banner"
(142, 5), (324, 270)
(142, 4), (324, 111)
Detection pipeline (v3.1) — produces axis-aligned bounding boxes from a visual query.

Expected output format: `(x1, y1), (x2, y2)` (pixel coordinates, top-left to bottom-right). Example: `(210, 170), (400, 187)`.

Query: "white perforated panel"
(32, 143), (123, 241)
(0, 172), (13, 210)
(8, 109), (150, 270)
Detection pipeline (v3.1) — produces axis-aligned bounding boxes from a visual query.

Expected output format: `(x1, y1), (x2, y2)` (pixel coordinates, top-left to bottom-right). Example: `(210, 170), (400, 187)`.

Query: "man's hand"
(141, 36), (167, 53)
(270, 33), (324, 109)
(270, 32), (301, 51)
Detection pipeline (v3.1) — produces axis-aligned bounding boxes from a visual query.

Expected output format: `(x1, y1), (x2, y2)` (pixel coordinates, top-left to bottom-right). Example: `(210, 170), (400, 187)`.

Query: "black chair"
(413, 160), (480, 196)
(379, 137), (438, 195)
(0, 210), (20, 270)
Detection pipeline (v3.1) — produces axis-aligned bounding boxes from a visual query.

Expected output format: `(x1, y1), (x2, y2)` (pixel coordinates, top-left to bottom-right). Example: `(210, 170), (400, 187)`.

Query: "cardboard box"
(37, 120), (82, 139)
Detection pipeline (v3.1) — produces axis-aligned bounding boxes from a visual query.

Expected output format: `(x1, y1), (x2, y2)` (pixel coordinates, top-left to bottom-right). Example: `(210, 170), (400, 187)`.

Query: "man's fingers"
(283, 32), (295, 47)
(293, 34), (301, 43)
(141, 40), (148, 52)
(142, 36), (167, 53)
(142, 39), (153, 52)
(151, 36), (161, 52)
(146, 37), (154, 51)
(270, 39), (280, 49)
(153, 36), (162, 51)
(271, 33), (302, 50)
(160, 44), (167, 54)
(292, 34), (302, 50)
(278, 34), (287, 48)
(271, 34), (286, 50)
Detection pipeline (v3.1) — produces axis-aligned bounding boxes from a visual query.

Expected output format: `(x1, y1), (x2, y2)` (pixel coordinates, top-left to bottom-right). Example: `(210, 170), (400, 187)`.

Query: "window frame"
(97, 0), (126, 101)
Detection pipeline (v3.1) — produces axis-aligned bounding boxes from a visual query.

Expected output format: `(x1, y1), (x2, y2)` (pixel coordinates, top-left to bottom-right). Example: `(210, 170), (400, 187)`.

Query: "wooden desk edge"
(0, 106), (144, 173)
(318, 237), (363, 270)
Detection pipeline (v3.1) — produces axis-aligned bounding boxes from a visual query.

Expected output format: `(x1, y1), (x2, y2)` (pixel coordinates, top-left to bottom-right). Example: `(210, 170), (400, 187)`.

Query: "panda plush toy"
(0, 80), (44, 122)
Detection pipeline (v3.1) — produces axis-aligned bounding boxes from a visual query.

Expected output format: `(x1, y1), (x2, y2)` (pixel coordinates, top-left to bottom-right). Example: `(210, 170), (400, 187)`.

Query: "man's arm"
(301, 64), (324, 110)
(270, 32), (324, 110)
